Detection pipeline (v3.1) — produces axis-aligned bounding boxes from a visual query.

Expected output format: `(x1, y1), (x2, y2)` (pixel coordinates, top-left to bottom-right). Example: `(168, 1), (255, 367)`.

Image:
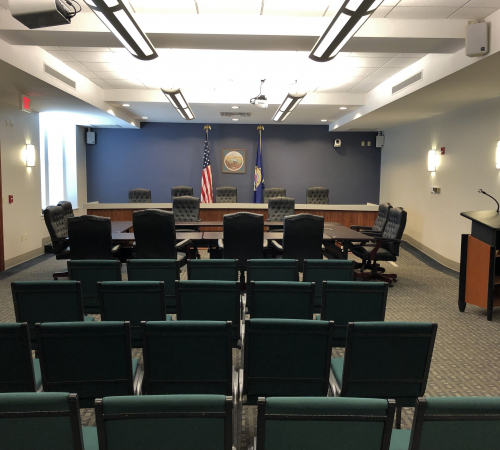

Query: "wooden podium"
(459, 210), (500, 320)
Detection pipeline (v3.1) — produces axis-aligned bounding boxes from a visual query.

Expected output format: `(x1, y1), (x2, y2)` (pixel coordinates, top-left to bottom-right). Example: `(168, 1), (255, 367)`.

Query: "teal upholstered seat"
(68, 260), (122, 314)
(188, 259), (238, 281)
(127, 259), (180, 314)
(36, 322), (140, 407)
(257, 396), (395, 450)
(247, 281), (315, 319)
(0, 392), (97, 450)
(242, 319), (334, 404)
(247, 259), (299, 282)
(390, 396), (500, 450)
(0, 323), (41, 393)
(95, 394), (233, 450)
(176, 280), (241, 346)
(98, 281), (166, 347)
(303, 259), (355, 311)
(11, 281), (94, 350)
(318, 281), (387, 347)
(330, 322), (437, 428)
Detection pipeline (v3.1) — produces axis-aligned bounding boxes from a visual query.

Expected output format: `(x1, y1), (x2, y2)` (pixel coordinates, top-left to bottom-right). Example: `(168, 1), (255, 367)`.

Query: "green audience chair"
(0, 323), (42, 393)
(36, 321), (141, 407)
(68, 260), (121, 314)
(188, 259), (238, 281)
(126, 259), (180, 314)
(0, 392), (98, 450)
(303, 259), (355, 312)
(98, 281), (166, 347)
(247, 281), (315, 319)
(95, 394), (233, 450)
(390, 396), (500, 450)
(11, 281), (94, 350)
(330, 321), (437, 429)
(256, 396), (395, 450)
(317, 281), (388, 347)
(247, 259), (299, 282)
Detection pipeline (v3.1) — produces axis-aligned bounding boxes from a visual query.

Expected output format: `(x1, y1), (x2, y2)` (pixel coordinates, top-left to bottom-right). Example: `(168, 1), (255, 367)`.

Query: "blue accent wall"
(86, 123), (380, 204)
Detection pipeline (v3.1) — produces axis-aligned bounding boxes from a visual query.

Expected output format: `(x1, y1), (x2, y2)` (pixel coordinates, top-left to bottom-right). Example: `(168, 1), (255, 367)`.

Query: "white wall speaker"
(376, 135), (385, 148)
(86, 132), (96, 145)
(466, 22), (488, 57)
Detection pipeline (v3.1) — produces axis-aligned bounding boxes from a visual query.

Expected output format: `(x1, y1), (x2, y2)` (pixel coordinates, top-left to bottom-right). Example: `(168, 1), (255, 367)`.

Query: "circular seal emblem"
(224, 151), (244, 172)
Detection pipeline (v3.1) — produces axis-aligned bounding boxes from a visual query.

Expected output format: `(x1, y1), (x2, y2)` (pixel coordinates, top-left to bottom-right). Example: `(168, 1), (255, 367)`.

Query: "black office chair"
(306, 187), (329, 204)
(128, 188), (151, 203)
(57, 201), (74, 227)
(352, 207), (407, 286)
(272, 214), (324, 271)
(263, 187), (286, 203)
(44, 205), (70, 279)
(216, 186), (237, 203)
(132, 209), (188, 266)
(267, 197), (295, 232)
(351, 202), (392, 236)
(172, 196), (201, 258)
(171, 186), (193, 201)
(68, 215), (121, 260)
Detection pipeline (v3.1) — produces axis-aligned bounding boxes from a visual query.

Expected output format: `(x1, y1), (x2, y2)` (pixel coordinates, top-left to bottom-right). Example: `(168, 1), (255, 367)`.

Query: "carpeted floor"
(1, 244), (500, 448)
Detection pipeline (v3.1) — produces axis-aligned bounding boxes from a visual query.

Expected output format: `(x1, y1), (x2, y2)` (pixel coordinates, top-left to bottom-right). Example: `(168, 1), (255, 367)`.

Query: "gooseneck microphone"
(478, 189), (500, 212)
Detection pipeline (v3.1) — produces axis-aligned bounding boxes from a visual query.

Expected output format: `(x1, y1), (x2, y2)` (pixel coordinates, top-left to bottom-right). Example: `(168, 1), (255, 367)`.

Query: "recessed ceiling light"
(231, 106), (240, 109)
(142, 117), (148, 119)
(122, 104), (130, 107)
(339, 106), (347, 110)
(232, 118), (239, 121)
(321, 119), (328, 122)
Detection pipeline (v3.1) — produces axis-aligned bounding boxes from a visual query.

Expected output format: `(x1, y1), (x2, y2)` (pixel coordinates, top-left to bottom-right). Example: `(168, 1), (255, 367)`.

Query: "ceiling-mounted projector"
(250, 79), (269, 109)
(8, 0), (79, 29)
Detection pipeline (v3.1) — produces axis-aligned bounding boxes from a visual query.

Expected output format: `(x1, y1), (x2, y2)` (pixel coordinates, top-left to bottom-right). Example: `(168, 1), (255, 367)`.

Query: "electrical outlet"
(367, 141), (371, 146)
(361, 141), (365, 146)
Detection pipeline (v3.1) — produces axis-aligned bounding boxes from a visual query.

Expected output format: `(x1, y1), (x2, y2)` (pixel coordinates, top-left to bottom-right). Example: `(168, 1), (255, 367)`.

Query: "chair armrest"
(361, 230), (383, 237)
(350, 225), (373, 231)
(52, 236), (69, 242)
(218, 239), (224, 249)
(111, 244), (121, 253)
(271, 240), (283, 251)
(175, 238), (191, 250)
(368, 237), (402, 260)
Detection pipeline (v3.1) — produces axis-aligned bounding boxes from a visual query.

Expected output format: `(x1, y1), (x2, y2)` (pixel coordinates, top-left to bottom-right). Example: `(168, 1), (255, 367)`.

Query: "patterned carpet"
(1, 245), (500, 448)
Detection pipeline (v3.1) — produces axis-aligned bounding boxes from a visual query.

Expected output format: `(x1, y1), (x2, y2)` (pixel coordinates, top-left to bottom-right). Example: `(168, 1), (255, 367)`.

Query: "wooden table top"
(203, 232), (334, 240)
(112, 232), (204, 242)
(111, 221), (340, 229)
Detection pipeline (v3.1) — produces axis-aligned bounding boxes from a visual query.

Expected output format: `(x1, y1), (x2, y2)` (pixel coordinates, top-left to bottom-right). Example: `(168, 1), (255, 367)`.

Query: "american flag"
(201, 137), (213, 203)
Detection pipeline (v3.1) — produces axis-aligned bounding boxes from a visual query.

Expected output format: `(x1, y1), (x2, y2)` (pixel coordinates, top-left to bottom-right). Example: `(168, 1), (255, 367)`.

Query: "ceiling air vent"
(392, 71), (422, 95)
(220, 112), (251, 117)
(43, 64), (76, 89)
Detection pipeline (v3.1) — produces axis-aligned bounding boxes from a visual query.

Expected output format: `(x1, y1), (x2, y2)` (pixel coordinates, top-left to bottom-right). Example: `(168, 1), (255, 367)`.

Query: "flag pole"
(204, 124), (211, 139)
(257, 125), (264, 149)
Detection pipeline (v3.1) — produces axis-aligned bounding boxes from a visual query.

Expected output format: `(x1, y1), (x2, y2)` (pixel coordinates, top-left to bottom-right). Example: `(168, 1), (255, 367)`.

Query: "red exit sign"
(21, 94), (31, 113)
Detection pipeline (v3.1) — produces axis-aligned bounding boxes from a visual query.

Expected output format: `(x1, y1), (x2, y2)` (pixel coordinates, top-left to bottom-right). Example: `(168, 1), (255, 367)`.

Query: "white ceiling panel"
(349, 57), (394, 67)
(41, 46), (61, 51)
(350, 53), (399, 58)
(90, 79), (114, 89)
(381, 0), (400, 6)
(448, 6), (497, 18)
(93, 72), (131, 80)
(81, 62), (118, 72)
(106, 80), (148, 89)
(467, 0), (500, 6)
(387, 6), (460, 18)
(351, 67), (379, 77)
(324, 3), (342, 17)
(263, 0), (331, 17)
(398, 53), (427, 57)
(398, 0), (467, 6)
(59, 47), (112, 53)
(74, 69), (97, 78)
(46, 51), (75, 62)
(316, 82), (360, 93)
(65, 52), (116, 63)
(197, 0), (262, 15)
(363, 75), (391, 83)
(371, 6), (393, 17)
(349, 83), (379, 93)
(128, 0), (197, 14)
(384, 57), (421, 67)
(64, 61), (89, 72)
(371, 67), (404, 77)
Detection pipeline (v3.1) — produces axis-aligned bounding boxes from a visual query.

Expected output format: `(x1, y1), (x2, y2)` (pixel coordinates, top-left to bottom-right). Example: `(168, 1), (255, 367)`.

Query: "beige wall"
(380, 95), (500, 269)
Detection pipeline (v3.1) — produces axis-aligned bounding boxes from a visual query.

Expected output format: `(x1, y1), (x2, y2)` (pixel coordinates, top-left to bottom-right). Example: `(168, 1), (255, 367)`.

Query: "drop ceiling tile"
(351, 67), (379, 77)
(372, 67), (403, 77)
(350, 52), (398, 58)
(105, 79), (147, 89)
(65, 61), (88, 72)
(197, 0), (261, 15)
(371, 6), (393, 17)
(93, 71), (130, 80)
(363, 76), (390, 83)
(81, 62), (117, 72)
(75, 70), (97, 78)
(90, 79), (113, 89)
(349, 83), (379, 93)
(129, 0), (197, 14)
(381, 0), (400, 6)
(46, 51), (75, 62)
(384, 57), (421, 67)
(59, 47), (111, 52)
(467, 0), (500, 6)
(348, 57), (394, 67)
(0, 4), (5, 9)
(316, 82), (359, 93)
(65, 51), (116, 63)
(41, 46), (61, 51)
(387, 6), (460, 18)
(398, 0), (466, 6)
(448, 6), (497, 18)
(263, 0), (330, 17)
(398, 53), (427, 57)
(324, 3), (342, 17)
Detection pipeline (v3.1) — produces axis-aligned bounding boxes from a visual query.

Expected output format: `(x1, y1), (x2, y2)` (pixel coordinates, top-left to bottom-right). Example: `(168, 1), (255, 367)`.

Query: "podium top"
(461, 210), (500, 230)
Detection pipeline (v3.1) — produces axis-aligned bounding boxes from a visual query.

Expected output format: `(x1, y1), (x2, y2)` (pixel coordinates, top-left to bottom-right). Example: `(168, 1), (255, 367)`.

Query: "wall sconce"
(26, 144), (35, 167)
(428, 149), (436, 172)
(496, 141), (500, 169)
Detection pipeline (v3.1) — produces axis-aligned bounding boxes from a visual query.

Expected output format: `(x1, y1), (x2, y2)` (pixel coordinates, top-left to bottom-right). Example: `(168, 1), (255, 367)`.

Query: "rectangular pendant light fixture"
(272, 93), (307, 122)
(161, 88), (196, 120)
(83, 0), (157, 61)
(309, 0), (384, 62)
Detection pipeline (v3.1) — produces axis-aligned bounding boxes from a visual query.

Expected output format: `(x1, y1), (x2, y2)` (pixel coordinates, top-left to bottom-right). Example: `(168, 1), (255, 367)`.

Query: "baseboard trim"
(5, 247), (44, 270)
(402, 234), (460, 272)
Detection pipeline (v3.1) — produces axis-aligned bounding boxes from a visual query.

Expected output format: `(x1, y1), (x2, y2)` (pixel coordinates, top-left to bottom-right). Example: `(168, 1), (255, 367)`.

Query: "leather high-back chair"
(128, 188), (151, 203)
(222, 212), (264, 266)
(171, 186), (193, 201)
(68, 215), (115, 260)
(381, 207), (407, 255)
(216, 187), (237, 203)
(306, 187), (329, 204)
(57, 201), (74, 227)
(267, 197), (295, 222)
(43, 205), (70, 259)
(172, 196), (200, 223)
(264, 188), (286, 203)
(351, 202), (392, 235)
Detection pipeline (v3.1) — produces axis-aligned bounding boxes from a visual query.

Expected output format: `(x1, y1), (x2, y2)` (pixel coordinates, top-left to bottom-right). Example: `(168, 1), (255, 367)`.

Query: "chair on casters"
(171, 186), (193, 200)
(306, 187), (329, 204)
(43, 205), (70, 279)
(57, 201), (74, 225)
(263, 187), (286, 203)
(267, 197), (294, 232)
(351, 202), (392, 236)
(128, 188), (151, 203)
(216, 186), (237, 203)
(172, 196), (202, 259)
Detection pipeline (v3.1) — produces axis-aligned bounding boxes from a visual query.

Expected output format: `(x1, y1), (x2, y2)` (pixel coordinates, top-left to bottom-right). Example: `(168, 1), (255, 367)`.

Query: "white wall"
(380, 95), (500, 269)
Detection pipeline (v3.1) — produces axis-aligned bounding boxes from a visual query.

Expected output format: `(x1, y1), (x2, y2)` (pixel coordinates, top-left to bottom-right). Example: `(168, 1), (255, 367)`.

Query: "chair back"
(243, 319), (333, 402)
(303, 260), (354, 311)
(306, 187), (329, 204)
(133, 210), (177, 259)
(407, 397), (500, 450)
(68, 215), (113, 260)
(57, 201), (74, 227)
(128, 188), (151, 203)
(264, 188), (286, 203)
(141, 321), (233, 395)
(216, 186), (237, 203)
(381, 207), (407, 255)
(95, 394), (233, 450)
(68, 260), (122, 314)
(248, 281), (314, 319)
(372, 203), (392, 233)
(171, 186), (193, 200)
(339, 322), (437, 407)
(267, 197), (295, 222)
(282, 214), (324, 266)
(247, 259), (298, 282)
(99, 281), (166, 347)
(176, 281), (240, 346)
(0, 392), (85, 450)
(36, 322), (135, 408)
(127, 259), (179, 313)
(222, 212), (264, 264)
(43, 205), (69, 254)
(321, 281), (388, 347)
(0, 324), (37, 393)
(188, 259), (238, 281)
(173, 196), (200, 223)
(11, 281), (85, 349)
(256, 397), (395, 450)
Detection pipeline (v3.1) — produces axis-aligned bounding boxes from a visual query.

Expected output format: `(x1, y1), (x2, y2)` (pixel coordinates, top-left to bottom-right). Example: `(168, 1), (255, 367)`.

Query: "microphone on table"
(478, 189), (500, 212)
